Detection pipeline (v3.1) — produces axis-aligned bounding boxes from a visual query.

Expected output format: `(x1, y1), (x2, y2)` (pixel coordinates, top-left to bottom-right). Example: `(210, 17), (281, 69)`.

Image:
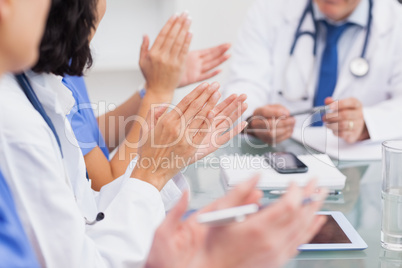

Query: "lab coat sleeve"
(123, 158), (190, 212)
(223, 0), (275, 120)
(362, 32), (402, 142)
(0, 141), (165, 268)
(88, 177), (165, 268)
(0, 109), (165, 268)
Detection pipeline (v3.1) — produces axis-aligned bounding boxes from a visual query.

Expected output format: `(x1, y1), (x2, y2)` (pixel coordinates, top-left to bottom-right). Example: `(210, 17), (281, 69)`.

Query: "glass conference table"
(183, 134), (402, 268)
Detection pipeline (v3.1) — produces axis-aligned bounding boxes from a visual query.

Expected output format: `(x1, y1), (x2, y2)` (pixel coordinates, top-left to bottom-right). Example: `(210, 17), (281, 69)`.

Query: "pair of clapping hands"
(249, 97), (370, 145)
(146, 178), (328, 268)
(132, 12), (245, 190)
(140, 11), (230, 96)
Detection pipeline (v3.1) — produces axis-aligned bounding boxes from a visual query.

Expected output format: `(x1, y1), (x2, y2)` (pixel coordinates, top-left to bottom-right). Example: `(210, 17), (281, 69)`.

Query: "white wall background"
(85, 0), (254, 114)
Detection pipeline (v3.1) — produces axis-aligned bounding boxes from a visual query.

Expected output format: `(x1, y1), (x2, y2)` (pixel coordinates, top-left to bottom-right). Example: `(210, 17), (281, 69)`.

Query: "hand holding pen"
(148, 177), (327, 268)
(198, 180), (328, 226)
(195, 179), (328, 268)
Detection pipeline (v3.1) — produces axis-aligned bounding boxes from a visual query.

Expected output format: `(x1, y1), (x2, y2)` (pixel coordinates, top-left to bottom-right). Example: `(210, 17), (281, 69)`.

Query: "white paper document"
(291, 127), (382, 161)
(220, 154), (346, 190)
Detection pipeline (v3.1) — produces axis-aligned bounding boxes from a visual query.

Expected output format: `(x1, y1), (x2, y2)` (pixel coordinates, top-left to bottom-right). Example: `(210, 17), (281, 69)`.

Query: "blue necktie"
(313, 21), (352, 126)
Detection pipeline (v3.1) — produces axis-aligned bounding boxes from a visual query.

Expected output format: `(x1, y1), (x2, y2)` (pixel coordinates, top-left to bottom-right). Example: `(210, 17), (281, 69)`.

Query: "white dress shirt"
(0, 71), (186, 267)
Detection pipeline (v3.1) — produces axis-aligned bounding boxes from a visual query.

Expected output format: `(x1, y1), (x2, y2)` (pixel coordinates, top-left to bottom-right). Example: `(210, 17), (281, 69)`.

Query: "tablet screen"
(308, 215), (351, 244)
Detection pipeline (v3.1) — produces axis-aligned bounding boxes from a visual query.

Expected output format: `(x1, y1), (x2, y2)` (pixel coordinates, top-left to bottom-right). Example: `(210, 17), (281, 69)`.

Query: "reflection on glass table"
(183, 135), (386, 268)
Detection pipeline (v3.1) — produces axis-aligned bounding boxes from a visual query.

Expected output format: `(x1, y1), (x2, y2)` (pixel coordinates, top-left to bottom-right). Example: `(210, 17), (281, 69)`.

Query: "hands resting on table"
(246, 97), (370, 145)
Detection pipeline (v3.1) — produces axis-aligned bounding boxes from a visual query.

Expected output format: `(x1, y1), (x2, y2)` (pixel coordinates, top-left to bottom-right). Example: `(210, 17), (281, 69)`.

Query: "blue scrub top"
(64, 75), (109, 159)
(0, 171), (40, 267)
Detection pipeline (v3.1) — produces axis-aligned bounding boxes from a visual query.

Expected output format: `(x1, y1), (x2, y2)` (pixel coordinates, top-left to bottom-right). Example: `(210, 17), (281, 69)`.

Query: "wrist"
(145, 83), (175, 100)
(131, 161), (170, 191)
(143, 89), (174, 104)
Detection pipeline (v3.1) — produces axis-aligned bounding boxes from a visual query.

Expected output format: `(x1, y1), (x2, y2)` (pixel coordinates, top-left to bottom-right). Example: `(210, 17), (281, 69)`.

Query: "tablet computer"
(298, 211), (368, 251)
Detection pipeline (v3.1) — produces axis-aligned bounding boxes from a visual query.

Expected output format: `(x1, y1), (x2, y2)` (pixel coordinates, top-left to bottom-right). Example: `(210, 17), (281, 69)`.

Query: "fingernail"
(186, 17), (192, 25)
(173, 12), (179, 19)
(211, 82), (220, 91)
(187, 31), (193, 38)
(200, 82), (209, 89)
(182, 10), (189, 17)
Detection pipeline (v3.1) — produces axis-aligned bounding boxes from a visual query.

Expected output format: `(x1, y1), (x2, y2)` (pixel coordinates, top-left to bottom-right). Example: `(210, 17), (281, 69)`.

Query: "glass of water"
(382, 140), (402, 251)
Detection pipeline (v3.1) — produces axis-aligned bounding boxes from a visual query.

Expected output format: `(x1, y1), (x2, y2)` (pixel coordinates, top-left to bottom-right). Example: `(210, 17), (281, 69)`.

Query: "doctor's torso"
(225, 0), (402, 120)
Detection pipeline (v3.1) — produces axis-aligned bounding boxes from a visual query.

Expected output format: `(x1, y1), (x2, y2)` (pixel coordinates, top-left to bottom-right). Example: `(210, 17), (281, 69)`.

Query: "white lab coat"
(0, 72), (186, 267)
(224, 0), (402, 142)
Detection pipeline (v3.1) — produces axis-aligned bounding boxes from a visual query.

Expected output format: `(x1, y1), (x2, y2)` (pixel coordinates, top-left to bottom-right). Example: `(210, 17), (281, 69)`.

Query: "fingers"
(201, 176), (262, 213)
(213, 94), (238, 115)
(249, 105), (295, 141)
(254, 104), (290, 118)
(259, 183), (303, 222)
(171, 15), (192, 58)
(282, 215), (327, 260)
(214, 94), (247, 129)
(180, 82), (220, 123)
(161, 12), (191, 54)
(249, 115), (295, 145)
(250, 116), (295, 130)
(324, 97), (335, 106)
(252, 128), (293, 145)
(215, 120), (248, 146)
(327, 97), (361, 111)
(187, 86), (221, 134)
(174, 82), (210, 115)
(192, 93), (248, 146)
(144, 105), (170, 134)
(201, 54), (231, 73)
(140, 35), (150, 62)
(200, 43), (231, 61)
(178, 32), (193, 63)
(324, 110), (361, 123)
(164, 191), (189, 228)
(215, 102), (248, 134)
(152, 14), (179, 51)
(197, 69), (222, 82)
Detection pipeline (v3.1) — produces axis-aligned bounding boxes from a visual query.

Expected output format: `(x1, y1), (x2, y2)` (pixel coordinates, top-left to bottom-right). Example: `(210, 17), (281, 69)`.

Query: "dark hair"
(32, 0), (98, 76)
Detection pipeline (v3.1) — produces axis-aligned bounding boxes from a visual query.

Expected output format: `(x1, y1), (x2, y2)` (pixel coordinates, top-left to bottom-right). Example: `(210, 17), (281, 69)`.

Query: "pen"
(289, 105), (328, 117)
(197, 195), (322, 226)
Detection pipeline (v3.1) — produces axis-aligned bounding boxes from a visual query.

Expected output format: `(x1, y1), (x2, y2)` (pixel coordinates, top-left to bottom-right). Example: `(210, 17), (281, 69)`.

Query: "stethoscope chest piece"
(350, 57), (370, 77)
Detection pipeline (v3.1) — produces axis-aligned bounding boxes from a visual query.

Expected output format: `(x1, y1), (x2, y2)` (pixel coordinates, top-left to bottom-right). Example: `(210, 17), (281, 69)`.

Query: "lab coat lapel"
(286, 0), (316, 96)
(26, 71), (99, 221)
(333, 0), (392, 99)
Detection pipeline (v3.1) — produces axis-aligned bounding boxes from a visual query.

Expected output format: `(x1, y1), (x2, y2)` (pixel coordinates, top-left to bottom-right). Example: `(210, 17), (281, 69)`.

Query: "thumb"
(140, 35), (150, 61)
(201, 175), (261, 213)
(324, 97), (335, 106)
(154, 105), (169, 122)
(145, 105), (169, 132)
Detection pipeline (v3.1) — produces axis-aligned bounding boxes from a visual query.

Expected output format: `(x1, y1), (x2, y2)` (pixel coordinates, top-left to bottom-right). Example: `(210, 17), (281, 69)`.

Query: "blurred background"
(85, 0), (253, 115)
(86, 0), (402, 116)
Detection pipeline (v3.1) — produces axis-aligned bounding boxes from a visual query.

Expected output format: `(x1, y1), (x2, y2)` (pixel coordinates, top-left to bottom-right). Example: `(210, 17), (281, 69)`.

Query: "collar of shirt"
(313, 0), (369, 27)
(25, 70), (75, 117)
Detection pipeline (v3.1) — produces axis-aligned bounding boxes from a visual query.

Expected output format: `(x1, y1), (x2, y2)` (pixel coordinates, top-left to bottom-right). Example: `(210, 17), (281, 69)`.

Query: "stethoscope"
(15, 73), (105, 226)
(279, 0), (373, 102)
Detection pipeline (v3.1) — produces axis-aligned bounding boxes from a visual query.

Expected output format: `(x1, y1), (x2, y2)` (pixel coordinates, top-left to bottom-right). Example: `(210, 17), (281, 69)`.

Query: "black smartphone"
(265, 152), (308, 174)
